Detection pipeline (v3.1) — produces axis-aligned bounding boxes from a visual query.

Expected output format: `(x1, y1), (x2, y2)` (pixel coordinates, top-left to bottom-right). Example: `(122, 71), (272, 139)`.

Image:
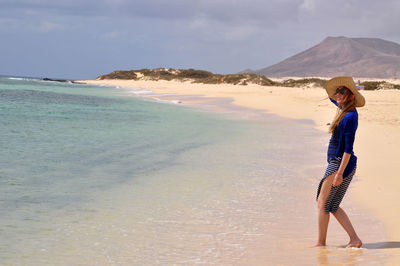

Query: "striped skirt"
(316, 158), (356, 213)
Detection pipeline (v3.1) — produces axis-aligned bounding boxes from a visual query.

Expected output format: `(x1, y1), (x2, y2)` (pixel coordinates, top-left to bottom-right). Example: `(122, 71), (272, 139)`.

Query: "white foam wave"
(130, 90), (154, 95)
(152, 98), (182, 105)
(6, 77), (39, 81)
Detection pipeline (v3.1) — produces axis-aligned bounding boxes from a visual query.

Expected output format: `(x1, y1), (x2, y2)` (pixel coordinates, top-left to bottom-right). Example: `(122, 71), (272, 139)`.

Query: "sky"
(1, 0), (400, 79)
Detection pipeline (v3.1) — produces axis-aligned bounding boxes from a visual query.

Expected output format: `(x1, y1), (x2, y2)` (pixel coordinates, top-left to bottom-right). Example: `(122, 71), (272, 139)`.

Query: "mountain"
(252, 36), (400, 78)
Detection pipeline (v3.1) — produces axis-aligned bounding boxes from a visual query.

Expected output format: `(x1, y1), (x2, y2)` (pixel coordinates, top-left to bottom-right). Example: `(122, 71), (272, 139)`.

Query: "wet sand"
(80, 78), (400, 265)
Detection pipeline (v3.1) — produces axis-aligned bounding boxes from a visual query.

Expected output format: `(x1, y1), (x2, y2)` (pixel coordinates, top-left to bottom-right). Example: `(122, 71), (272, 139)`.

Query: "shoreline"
(80, 79), (400, 262)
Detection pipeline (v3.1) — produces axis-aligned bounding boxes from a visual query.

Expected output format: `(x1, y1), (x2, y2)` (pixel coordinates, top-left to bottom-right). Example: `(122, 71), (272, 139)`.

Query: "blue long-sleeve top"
(327, 98), (358, 177)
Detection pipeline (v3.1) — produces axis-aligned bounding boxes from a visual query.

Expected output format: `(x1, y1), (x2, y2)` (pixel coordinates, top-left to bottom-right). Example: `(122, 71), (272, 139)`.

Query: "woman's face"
(336, 87), (352, 105)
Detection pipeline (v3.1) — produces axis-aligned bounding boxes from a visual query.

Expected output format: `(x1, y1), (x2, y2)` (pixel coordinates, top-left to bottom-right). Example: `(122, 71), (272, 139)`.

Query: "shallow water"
(0, 77), (388, 265)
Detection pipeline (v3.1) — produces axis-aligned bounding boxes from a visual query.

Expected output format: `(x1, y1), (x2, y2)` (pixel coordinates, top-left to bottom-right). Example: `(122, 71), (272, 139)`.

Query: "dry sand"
(80, 78), (400, 263)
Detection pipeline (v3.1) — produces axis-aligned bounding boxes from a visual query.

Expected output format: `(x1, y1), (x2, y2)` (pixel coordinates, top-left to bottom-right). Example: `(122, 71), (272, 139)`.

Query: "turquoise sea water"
(0, 77), (386, 265)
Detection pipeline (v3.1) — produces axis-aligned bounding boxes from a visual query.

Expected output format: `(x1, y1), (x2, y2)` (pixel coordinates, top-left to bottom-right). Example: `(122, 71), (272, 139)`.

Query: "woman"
(313, 76), (365, 248)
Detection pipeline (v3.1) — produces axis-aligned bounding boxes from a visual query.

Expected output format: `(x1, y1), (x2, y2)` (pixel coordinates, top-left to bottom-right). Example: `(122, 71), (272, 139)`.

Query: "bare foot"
(310, 243), (326, 248)
(346, 240), (362, 248)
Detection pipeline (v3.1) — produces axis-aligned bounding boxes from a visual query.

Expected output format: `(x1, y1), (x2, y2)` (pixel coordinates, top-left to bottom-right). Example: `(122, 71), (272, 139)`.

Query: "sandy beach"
(81, 78), (400, 263)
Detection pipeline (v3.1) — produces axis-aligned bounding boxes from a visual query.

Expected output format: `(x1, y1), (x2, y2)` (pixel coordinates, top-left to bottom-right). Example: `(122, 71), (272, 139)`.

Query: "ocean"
(0, 77), (387, 265)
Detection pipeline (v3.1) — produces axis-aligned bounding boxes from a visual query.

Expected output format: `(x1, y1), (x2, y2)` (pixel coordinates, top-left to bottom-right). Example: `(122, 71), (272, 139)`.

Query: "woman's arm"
(334, 113), (357, 186)
(330, 98), (341, 108)
(333, 152), (351, 186)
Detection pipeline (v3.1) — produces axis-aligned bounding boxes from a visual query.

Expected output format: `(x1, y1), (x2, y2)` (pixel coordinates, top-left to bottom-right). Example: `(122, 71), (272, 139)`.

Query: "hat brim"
(325, 76), (366, 107)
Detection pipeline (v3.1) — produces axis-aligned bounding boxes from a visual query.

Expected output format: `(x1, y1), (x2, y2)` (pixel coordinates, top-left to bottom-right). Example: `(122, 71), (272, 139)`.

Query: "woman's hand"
(333, 172), (343, 186)
(334, 152), (351, 187)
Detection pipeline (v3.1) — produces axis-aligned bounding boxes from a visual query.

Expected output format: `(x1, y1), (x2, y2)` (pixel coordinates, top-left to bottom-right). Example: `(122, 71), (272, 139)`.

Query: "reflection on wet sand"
(317, 247), (364, 265)
(315, 242), (400, 266)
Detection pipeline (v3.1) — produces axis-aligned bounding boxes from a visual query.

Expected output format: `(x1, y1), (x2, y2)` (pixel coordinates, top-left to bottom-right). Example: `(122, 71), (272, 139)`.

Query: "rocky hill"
(252, 36), (400, 78)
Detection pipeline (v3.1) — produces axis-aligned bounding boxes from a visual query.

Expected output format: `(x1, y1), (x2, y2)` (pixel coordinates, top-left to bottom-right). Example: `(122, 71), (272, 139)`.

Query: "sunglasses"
(335, 87), (348, 95)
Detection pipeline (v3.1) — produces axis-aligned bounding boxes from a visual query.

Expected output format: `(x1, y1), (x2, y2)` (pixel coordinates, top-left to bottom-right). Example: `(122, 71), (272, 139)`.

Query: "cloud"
(4, 0), (399, 39)
(1, 0), (399, 27)
(299, 0), (318, 13)
(37, 21), (62, 32)
(1, 0), (400, 78)
(101, 31), (121, 40)
(0, 0), (301, 27)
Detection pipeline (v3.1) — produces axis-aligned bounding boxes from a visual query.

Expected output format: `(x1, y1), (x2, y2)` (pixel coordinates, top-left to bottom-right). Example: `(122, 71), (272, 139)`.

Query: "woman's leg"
(332, 207), (362, 248)
(313, 173), (335, 247)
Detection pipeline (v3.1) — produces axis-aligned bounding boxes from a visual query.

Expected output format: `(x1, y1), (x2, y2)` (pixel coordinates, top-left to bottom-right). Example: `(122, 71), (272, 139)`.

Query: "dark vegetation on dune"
(97, 68), (324, 87)
(361, 81), (400, 90)
(97, 68), (399, 90)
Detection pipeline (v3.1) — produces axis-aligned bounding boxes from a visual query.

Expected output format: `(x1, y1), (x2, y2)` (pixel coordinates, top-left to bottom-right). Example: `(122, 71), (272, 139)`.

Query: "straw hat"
(325, 76), (366, 107)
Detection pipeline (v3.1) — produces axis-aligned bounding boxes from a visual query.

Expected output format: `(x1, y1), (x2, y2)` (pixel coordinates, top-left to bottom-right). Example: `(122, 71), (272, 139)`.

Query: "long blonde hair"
(329, 89), (356, 133)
